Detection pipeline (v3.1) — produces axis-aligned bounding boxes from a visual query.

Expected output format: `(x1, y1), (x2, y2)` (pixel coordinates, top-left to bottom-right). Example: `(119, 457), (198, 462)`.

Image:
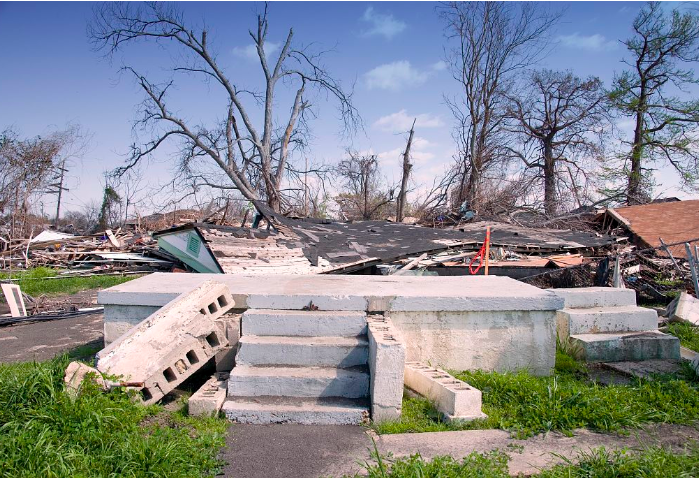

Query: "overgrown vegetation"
(363, 444), (699, 478)
(375, 348), (699, 437)
(667, 322), (699, 352)
(0, 356), (227, 477)
(0, 267), (140, 297)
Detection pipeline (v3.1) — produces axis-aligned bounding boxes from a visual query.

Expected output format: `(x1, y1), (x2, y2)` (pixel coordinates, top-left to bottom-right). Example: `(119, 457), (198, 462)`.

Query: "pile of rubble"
(0, 228), (182, 274)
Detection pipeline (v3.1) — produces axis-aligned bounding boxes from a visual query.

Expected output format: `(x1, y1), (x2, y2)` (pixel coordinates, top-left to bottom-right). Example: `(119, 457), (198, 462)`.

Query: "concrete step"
(570, 331), (680, 363)
(222, 396), (369, 425)
(228, 365), (370, 398)
(242, 309), (367, 337)
(550, 287), (637, 309)
(236, 335), (369, 367)
(557, 306), (658, 337)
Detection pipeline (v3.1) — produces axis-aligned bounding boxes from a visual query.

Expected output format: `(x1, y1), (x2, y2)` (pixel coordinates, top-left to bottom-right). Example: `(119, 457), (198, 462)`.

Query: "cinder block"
(367, 314), (406, 422)
(96, 281), (235, 405)
(404, 362), (486, 422)
(214, 314), (241, 372)
(189, 374), (227, 416)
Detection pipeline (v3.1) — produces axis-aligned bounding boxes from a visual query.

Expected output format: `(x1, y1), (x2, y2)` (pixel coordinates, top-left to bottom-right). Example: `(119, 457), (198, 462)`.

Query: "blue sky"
(0, 1), (696, 216)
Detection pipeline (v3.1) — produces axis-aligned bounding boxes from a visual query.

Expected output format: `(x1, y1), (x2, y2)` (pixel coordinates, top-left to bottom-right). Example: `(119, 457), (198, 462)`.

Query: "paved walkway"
(220, 423), (699, 477)
(0, 313), (103, 363)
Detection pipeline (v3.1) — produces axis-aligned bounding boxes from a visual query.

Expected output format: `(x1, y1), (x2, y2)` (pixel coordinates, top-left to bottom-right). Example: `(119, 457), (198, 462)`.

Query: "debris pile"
(1, 228), (182, 274)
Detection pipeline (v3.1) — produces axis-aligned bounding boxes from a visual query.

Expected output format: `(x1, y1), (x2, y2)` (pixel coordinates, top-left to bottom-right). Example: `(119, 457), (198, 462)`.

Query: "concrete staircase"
(553, 287), (680, 362)
(222, 309), (370, 425)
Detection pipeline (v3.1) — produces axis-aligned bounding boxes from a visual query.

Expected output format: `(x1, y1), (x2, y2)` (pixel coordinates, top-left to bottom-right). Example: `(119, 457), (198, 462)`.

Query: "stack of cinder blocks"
(96, 281), (235, 405)
(367, 314), (406, 422)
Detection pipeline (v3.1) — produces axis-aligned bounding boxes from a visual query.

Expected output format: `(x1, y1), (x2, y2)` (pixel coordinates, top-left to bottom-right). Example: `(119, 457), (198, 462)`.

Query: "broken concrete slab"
(666, 292), (699, 325)
(367, 315), (406, 422)
(96, 281), (235, 405)
(1, 283), (26, 317)
(189, 374), (227, 416)
(214, 313), (241, 372)
(404, 362), (486, 423)
(603, 359), (683, 379)
(64, 361), (108, 397)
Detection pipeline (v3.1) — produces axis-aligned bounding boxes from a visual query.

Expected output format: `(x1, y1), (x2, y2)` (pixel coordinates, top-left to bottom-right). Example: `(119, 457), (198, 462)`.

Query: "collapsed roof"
(600, 200), (699, 258)
(152, 200), (619, 275)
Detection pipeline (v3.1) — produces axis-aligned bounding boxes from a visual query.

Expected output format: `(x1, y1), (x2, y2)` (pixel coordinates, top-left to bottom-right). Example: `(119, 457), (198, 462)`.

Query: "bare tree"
(438, 2), (559, 211)
(89, 2), (359, 212)
(396, 119), (415, 222)
(610, 2), (699, 204)
(334, 151), (395, 220)
(506, 70), (609, 216)
(0, 128), (84, 238)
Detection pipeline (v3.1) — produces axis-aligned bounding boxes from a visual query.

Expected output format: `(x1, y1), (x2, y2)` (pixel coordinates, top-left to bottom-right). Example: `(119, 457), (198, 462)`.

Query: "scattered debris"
(64, 361), (144, 399)
(188, 373), (228, 416)
(1, 283), (26, 317)
(666, 292), (699, 325)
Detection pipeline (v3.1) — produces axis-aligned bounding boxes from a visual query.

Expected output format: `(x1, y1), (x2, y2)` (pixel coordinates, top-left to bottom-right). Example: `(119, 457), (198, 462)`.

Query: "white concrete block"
(228, 365), (369, 398)
(557, 306), (658, 338)
(691, 353), (699, 376)
(96, 281), (235, 405)
(367, 314), (406, 422)
(188, 375), (227, 417)
(390, 310), (556, 376)
(242, 309), (367, 337)
(549, 287), (637, 309)
(237, 335), (368, 367)
(214, 314), (241, 372)
(667, 292), (699, 325)
(404, 362), (486, 422)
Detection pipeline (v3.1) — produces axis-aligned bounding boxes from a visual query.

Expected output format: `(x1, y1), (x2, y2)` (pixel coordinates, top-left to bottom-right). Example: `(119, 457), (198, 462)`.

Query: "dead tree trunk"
(396, 119), (415, 223)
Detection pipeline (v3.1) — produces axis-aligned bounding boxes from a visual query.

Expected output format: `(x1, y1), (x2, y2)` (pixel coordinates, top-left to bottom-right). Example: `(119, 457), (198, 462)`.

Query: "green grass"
(374, 352), (699, 438)
(363, 444), (699, 478)
(667, 322), (699, 352)
(0, 267), (140, 297)
(0, 356), (228, 477)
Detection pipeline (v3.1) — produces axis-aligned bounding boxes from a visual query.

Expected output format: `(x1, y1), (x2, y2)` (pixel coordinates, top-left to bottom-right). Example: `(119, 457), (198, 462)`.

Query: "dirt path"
(371, 423), (699, 476)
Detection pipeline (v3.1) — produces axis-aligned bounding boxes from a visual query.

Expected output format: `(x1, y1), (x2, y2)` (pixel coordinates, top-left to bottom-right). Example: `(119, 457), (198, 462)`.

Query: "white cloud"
(373, 109), (444, 132)
(431, 60), (447, 72)
(377, 137), (437, 167)
(364, 61), (431, 91)
(557, 33), (618, 52)
(232, 41), (281, 60)
(361, 7), (407, 40)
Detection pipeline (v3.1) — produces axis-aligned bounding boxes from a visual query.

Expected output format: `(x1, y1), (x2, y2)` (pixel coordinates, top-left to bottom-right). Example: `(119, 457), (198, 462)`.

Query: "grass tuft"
(0, 355), (227, 477)
(363, 449), (510, 478)
(667, 322), (699, 352)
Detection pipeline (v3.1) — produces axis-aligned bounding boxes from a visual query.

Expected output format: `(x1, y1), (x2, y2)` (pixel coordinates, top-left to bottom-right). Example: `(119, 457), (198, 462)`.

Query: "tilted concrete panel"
(96, 281), (235, 405)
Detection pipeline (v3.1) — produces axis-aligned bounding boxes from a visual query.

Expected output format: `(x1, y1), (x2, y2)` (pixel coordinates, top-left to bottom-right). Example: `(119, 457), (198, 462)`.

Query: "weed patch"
(363, 449), (510, 478)
(667, 322), (699, 352)
(0, 267), (140, 297)
(0, 356), (227, 477)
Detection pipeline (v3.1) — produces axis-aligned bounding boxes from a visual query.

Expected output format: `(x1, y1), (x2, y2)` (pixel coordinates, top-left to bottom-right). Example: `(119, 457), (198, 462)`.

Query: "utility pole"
(49, 158), (69, 226)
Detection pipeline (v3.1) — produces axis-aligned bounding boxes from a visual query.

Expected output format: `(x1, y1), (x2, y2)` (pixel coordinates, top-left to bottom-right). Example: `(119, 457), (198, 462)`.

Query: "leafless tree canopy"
(506, 70), (610, 216)
(89, 2), (360, 212)
(438, 2), (559, 212)
(334, 151), (396, 221)
(610, 1), (699, 205)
